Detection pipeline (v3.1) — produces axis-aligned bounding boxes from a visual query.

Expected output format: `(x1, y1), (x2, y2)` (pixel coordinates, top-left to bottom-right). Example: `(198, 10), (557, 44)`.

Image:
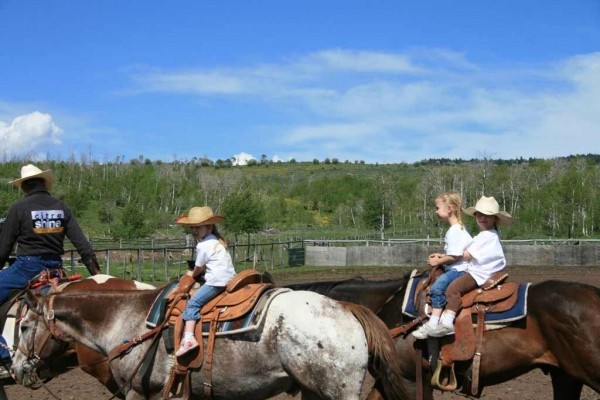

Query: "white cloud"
(232, 152), (256, 166)
(128, 49), (600, 163)
(0, 112), (62, 159)
(132, 70), (250, 95)
(297, 49), (424, 74)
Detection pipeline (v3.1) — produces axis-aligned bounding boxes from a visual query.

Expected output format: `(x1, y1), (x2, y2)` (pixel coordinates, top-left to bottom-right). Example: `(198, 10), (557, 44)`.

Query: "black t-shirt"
(0, 187), (94, 265)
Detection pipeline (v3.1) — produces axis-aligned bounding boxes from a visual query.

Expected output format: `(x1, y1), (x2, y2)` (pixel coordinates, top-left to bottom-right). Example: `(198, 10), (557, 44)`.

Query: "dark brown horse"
(286, 273), (600, 400)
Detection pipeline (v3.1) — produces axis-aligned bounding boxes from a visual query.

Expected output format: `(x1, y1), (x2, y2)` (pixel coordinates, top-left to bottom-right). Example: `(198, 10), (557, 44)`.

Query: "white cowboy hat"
(463, 196), (513, 226)
(175, 206), (224, 226)
(9, 164), (54, 189)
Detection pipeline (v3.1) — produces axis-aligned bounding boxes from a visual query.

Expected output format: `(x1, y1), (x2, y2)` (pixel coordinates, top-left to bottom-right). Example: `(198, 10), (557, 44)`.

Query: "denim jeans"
(0, 255), (63, 304)
(0, 336), (9, 363)
(429, 269), (465, 309)
(182, 284), (225, 321)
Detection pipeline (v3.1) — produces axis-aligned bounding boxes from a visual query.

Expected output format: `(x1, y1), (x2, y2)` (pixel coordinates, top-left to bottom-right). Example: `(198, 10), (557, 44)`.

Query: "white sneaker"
(0, 365), (11, 380)
(412, 323), (436, 340)
(428, 323), (455, 337)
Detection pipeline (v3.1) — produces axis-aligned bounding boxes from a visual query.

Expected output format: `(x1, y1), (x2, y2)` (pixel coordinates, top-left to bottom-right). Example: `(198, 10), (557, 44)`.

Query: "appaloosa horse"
(286, 273), (600, 400)
(12, 287), (412, 399)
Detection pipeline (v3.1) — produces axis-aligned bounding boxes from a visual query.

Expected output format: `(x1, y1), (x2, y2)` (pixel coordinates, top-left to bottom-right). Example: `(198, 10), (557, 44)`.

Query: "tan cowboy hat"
(9, 164), (54, 189)
(175, 206), (224, 226)
(463, 196), (513, 226)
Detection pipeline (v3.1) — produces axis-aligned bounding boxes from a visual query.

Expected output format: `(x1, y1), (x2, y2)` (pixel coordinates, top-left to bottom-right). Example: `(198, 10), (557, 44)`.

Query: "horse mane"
(284, 276), (368, 295)
(283, 272), (415, 296)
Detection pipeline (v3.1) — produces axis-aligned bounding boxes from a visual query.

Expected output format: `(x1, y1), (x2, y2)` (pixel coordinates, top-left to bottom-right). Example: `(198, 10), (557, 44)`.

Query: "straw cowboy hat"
(176, 206), (225, 226)
(463, 196), (513, 226)
(10, 164), (54, 189)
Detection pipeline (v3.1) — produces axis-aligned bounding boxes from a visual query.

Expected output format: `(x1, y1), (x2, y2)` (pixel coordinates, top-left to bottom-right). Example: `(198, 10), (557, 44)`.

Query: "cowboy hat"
(175, 206), (224, 226)
(463, 196), (513, 226)
(9, 164), (54, 189)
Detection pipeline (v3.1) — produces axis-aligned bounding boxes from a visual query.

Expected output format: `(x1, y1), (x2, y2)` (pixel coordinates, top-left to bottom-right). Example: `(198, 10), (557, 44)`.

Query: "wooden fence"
(63, 238), (305, 282)
(60, 237), (600, 282)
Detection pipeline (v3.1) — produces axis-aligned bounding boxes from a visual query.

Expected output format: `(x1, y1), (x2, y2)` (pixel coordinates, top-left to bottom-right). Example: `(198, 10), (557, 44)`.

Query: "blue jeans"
(0, 336), (9, 363)
(182, 284), (225, 322)
(430, 269), (465, 309)
(0, 255), (63, 304)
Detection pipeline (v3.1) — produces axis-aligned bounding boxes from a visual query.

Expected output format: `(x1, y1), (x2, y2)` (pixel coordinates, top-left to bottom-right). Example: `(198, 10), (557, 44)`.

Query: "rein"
(373, 277), (426, 337)
(17, 292), (67, 398)
(21, 290), (182, 400)
(103, 291), (186, 400)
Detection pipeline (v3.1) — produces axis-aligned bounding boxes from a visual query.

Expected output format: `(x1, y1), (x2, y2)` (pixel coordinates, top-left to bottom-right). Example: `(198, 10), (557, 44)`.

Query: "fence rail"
(58, 237), (600, 282)
(63, 238), (305, 282)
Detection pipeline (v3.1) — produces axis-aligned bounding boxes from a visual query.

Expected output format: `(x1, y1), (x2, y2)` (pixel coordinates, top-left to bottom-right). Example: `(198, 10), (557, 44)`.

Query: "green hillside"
(1, 154), (599, 241)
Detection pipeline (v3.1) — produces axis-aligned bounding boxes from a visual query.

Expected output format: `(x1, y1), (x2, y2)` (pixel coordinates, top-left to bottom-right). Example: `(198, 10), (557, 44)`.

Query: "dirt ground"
(5, 265), (600, 400)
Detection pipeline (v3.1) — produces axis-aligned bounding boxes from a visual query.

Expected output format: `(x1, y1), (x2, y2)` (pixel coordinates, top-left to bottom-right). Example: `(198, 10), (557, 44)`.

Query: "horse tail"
(339, 301), (412, 400)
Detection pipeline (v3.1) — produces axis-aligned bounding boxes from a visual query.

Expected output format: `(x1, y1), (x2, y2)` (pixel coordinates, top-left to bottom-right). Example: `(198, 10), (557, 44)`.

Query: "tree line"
(0, 154), (598, 241)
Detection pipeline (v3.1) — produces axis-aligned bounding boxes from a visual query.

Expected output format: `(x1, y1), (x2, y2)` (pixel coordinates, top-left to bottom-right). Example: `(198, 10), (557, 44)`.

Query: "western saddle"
(409, 266), (519, 397)
(162, 269), (274, 399)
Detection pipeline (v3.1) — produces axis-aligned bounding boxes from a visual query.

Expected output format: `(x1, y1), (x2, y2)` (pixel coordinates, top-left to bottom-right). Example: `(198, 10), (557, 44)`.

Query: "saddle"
(163, 269), (274, 399)
(413, 267), (522, 397)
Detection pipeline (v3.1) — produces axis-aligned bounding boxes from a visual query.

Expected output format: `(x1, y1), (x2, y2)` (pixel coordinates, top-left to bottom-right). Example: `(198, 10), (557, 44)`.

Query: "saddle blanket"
(146, 284), (291, 336)
(401, 269), (530, 325)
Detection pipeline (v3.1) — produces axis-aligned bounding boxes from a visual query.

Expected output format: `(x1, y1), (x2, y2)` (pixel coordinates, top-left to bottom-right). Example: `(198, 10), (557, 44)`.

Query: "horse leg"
(550, 369), (583, 400)
(0, 384), (7, 400)
(366, 375), (430, 400)
(300, 390), (325, 400)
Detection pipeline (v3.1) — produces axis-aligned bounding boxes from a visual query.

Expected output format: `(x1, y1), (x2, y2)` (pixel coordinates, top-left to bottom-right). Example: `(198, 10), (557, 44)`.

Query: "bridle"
(17, 288), (185, 400)
(17, 292), (68, 390)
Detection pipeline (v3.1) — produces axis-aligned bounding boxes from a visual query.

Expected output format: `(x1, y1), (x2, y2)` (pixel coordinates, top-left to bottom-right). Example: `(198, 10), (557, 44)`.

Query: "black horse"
(286, 273), (600, 400)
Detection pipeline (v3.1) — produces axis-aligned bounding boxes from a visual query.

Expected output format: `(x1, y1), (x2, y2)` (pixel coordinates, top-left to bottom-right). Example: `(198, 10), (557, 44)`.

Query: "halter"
(17, 295), (61, 389)
(17, 292), (67, 390)
(18, 287), (187, 400)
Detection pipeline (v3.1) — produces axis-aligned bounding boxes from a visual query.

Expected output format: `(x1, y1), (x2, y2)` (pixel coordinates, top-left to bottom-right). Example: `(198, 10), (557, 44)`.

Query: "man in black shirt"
(0, 164), (101, 377)
(0, 164), (100, 304)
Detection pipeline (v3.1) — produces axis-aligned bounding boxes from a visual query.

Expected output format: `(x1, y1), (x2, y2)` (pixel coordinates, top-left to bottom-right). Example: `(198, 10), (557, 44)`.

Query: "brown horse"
(4, 275), (154, 397)
(286, 273), (600, 400)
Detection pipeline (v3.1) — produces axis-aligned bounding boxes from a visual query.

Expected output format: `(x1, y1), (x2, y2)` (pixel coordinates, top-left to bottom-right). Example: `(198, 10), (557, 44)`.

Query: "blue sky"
(1, 1), (599, 164)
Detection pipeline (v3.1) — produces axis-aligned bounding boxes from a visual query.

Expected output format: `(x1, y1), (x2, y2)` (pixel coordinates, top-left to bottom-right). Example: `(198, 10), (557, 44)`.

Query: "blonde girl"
(428, 195), (512, 337)
(413, 191), (472, 339)
(175, 206), (236, 356)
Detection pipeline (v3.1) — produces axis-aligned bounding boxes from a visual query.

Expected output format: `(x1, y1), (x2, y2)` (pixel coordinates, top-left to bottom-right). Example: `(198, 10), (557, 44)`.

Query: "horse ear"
(262, 271), (275, 284)
(23, 290), (39, 309)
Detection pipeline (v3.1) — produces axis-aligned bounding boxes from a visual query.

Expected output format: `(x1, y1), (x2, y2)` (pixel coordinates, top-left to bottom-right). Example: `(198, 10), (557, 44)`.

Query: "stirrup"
(431, 360), (457, 391)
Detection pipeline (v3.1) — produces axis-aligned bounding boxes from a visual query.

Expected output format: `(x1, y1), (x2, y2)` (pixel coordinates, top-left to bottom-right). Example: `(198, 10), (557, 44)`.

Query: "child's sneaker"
(428, 323), (455, 337)
(175, 336), (199, 357)
(412, 323), (436, 340)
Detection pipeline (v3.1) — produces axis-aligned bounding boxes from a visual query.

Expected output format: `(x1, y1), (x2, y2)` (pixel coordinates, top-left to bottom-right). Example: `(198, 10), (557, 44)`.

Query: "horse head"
(12, 276), (156, 391)
(11, 289), (72, 389)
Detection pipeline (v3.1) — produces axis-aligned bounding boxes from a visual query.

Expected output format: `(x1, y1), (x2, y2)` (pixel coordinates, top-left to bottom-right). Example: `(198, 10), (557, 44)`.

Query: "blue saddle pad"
(146, 280), (179, 327)
(401, 270), (529, 324)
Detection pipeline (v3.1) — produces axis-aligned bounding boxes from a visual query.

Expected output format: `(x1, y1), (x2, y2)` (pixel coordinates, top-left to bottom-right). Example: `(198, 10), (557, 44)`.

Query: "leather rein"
(20, 290), (185, 400)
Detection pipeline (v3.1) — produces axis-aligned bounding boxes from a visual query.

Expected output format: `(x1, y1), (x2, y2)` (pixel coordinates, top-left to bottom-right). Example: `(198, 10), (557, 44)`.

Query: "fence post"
(68, 250), (75, 274)
(122, 252), (126, 279)
(231, 244), (237, 269)
(164, 248), (168, 282)
(270, 242), (275, 270)
(105, 249), (110, 275)
(137, 248), (142, 281)
(151, 248), (156, 281)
